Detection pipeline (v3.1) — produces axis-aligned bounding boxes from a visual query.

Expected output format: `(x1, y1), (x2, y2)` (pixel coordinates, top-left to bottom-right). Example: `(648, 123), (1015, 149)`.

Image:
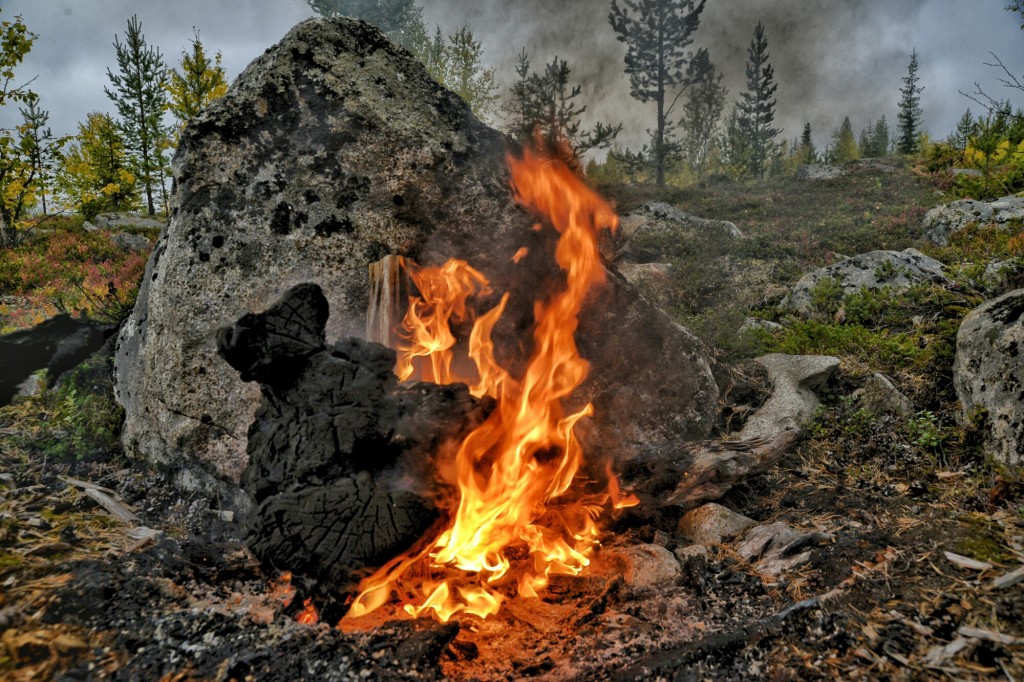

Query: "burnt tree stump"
(218, 283), (489, 602)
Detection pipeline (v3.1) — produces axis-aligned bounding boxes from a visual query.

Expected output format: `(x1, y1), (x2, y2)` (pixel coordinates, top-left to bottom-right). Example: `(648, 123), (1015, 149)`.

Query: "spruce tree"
(872, 116), (890, 156)
(736, 22), (781, 177)
(609, 0), (708, 187)
(832, 115), (859, 163)
(799, 122), (816, 163)
(950, 109), (975, 151)
(896, 49), (924, 155)
(105, 15), (169, 216)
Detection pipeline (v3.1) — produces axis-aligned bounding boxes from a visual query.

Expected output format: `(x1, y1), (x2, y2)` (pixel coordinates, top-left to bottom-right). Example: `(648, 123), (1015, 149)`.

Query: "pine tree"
(502, 52), (621, 167)
(799, 122), (817, 163)
(736, 22), (781, 178)
(609, 0), (708, 187)
(18, 99), (57, 214)
(105, 15), (169, 216)
(166, 29), (228, 137)
(439, 25), (498, 121)
(503, 48), (533, 140)
(832, 116), (859, 163)
(896, 49), (924, 155)
(681, 50), (727, 179)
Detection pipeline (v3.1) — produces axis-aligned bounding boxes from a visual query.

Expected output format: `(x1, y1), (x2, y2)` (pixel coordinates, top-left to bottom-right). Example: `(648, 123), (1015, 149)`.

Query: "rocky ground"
(1, 338), (1022, 680)
(2, 154), (1024, 679)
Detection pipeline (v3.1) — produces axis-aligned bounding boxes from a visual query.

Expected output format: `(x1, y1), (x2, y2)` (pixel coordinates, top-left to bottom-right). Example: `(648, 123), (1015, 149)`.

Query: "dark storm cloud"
(2, 0), (1022, 155)
(419, 0), (1023, 150)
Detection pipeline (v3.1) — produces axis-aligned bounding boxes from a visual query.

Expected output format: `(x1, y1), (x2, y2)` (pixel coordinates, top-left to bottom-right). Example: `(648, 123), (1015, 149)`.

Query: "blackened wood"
(218, 283), (489, 600)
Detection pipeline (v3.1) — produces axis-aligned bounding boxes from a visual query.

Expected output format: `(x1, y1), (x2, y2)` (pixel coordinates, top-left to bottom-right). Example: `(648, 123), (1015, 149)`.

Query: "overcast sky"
(2, 0), (1023, 154)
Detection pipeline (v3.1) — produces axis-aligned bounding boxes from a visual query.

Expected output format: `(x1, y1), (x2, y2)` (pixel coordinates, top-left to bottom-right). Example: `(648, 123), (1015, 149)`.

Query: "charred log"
(218, 283), (490, 602)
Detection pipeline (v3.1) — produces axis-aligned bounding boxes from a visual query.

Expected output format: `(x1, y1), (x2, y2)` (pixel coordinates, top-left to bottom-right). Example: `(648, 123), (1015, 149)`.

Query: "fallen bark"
(622, 429), (802, 510)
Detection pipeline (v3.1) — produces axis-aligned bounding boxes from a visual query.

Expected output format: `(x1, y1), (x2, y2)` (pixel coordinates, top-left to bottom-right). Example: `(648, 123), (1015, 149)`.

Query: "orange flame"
(269, 570), (297, 608)
(295, 598), (319, 625)
(348, 147), (631, 622)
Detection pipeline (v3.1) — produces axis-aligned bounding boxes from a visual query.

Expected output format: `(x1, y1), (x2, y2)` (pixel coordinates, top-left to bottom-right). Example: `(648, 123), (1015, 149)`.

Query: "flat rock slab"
(784, 248), (948, 313)
(738, 354), (839, 441)
(953, 288), (1024, 466)
(616, 201), (742, 264)
(114, 17), (718, 485)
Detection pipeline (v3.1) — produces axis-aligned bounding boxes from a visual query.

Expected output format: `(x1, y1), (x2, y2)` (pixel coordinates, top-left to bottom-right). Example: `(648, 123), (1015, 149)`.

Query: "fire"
(348, 147), (631, 623)
(295, 598), (319, 625)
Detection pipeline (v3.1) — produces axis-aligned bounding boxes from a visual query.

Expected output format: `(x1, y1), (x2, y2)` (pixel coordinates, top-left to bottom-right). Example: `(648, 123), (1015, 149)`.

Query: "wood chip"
(124, 526), (161, 552)
(958, 626), (1021, 645)
(991, 565), (1024, 590)
(888, 610), (934, 637)
(24, 542), (73, 558)
(60, 475), (116, 496)
(944, 551), (993, 572)
(82, 488), (138, 525)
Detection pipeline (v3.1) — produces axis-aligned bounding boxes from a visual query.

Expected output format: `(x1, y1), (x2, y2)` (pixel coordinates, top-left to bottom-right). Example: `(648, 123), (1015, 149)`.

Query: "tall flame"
(348, 147), (626, 623)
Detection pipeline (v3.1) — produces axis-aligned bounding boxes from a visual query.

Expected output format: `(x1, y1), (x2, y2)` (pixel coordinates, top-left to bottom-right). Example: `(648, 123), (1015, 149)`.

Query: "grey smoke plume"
(419, 0), (1023, 153)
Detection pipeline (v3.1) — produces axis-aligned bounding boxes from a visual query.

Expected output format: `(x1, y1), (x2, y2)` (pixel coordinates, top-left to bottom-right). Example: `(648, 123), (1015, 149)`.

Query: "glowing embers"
(348, 147), (633, 623)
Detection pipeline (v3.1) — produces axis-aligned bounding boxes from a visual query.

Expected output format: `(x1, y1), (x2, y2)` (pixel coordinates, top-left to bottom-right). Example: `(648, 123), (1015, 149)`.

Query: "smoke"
(419, 0), (1021, 153)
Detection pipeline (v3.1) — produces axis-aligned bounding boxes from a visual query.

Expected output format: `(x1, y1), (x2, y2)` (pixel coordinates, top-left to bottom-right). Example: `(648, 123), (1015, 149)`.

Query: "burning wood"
(217, 282), (491, 613)
(349, 147), (631, 622)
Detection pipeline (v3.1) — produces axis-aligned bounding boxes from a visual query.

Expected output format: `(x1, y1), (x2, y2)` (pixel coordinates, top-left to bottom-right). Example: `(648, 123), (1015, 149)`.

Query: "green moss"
(0, 551), (24, 571)
(0, 355), (124, 464)
(950, 520), (1015, 561)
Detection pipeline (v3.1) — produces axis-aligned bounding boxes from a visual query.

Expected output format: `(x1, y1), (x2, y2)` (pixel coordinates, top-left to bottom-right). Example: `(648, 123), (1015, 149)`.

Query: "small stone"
(678, 503), (756, 546)
(674, 545), (710, 562)
(615, 544), (681, 588)
(852, 373), (914, 418)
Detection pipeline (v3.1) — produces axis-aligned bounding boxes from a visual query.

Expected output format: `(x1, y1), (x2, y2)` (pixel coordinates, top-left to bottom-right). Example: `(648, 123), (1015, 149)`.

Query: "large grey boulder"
(616, 201), (741, 264)
(953, 289), (1024, 466)
(784, 248), (948, 313)
(922, 195), (1024, 246)
(738, 354), (840, 441)
(616, 262), (674, 310)
(114, 18), (718, 485)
